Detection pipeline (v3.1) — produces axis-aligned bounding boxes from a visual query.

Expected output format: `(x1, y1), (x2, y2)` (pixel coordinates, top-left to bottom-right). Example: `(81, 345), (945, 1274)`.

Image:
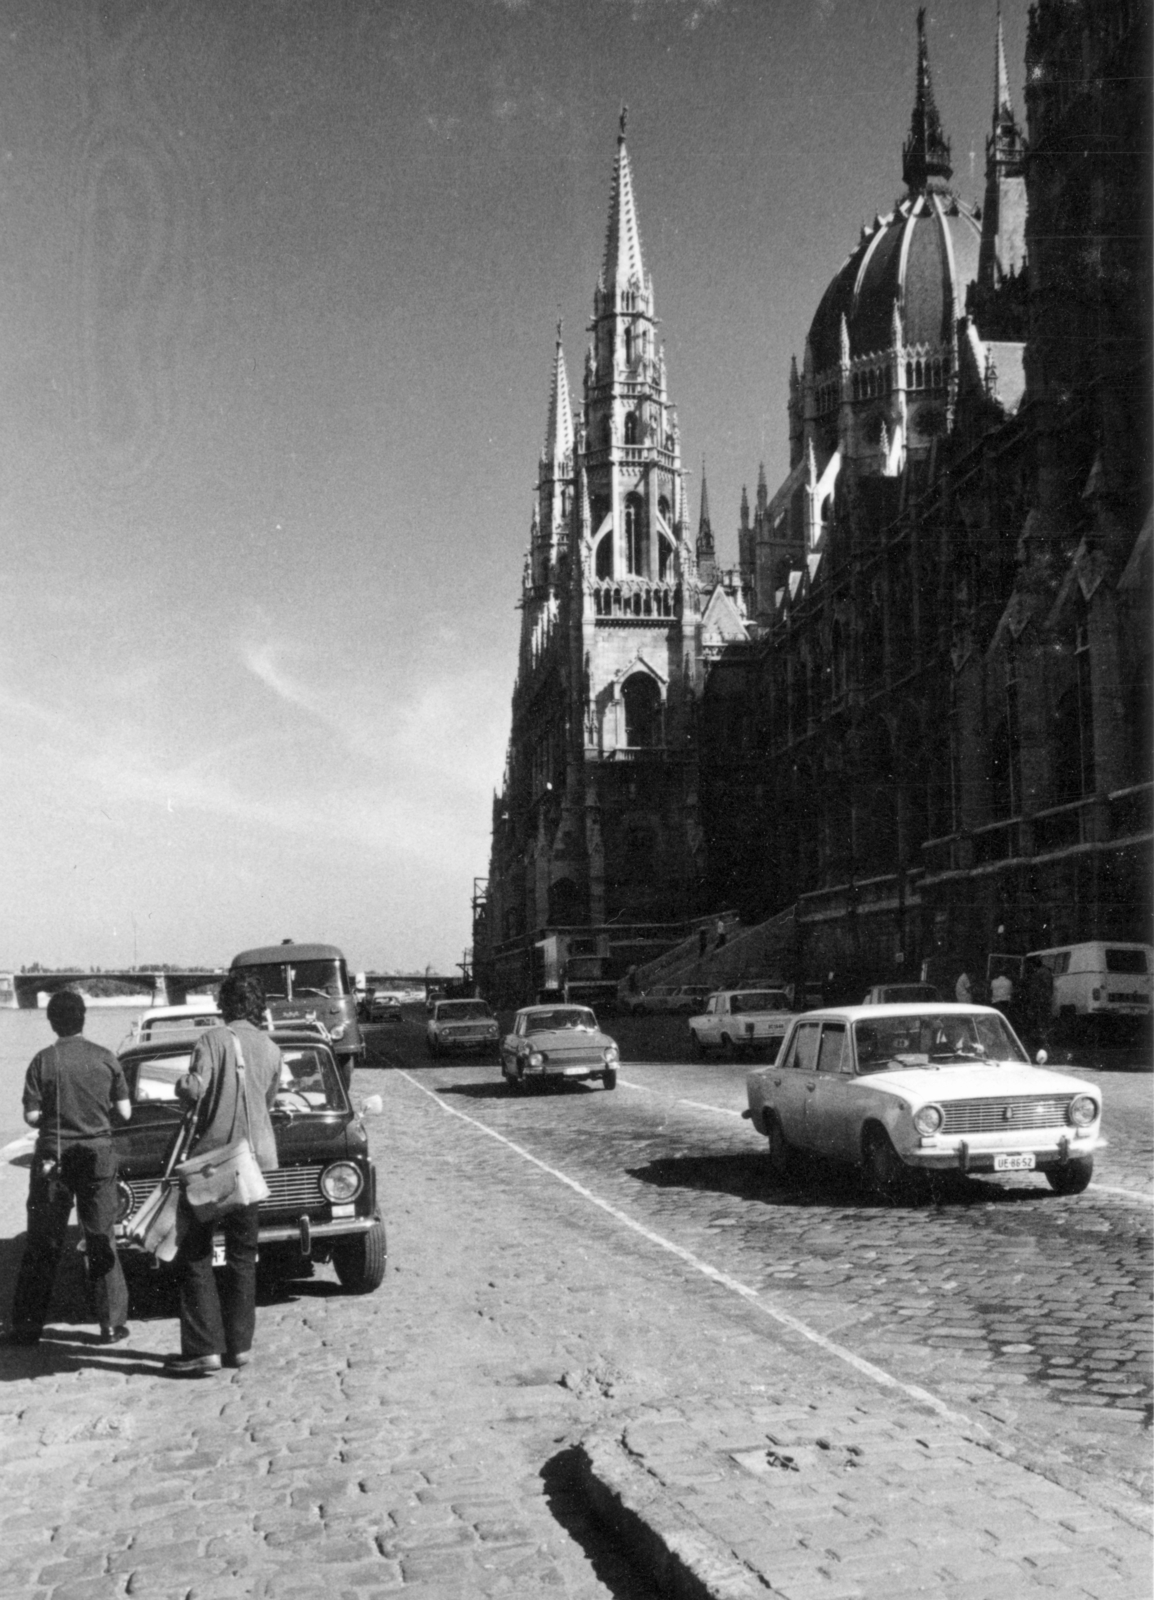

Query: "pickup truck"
(688, 988), (795, 1059)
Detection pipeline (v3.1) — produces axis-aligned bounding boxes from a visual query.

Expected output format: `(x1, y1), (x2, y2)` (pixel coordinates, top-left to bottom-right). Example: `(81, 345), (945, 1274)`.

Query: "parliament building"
(476, 0), (1150, 1005)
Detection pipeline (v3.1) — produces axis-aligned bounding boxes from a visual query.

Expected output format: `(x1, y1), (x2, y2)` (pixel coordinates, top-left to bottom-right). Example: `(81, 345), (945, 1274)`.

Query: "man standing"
(165, 973), (282, 1377)
(4, 991), (131, 1346)
(955, 970), (973, 1004)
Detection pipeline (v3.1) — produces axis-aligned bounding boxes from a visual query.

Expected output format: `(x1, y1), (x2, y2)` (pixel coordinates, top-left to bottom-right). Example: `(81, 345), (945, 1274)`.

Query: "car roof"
(140, 1004), (220, 1019)
(232, 943), (346, 965)
(517, 1003), (592, 1015)
(120, 1025), (334, 1058)
(794, 1003), (1003, 1023)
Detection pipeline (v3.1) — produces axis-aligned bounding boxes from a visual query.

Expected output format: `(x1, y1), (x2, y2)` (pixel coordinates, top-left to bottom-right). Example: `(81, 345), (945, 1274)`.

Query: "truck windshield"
(239, 960), (349, 1000)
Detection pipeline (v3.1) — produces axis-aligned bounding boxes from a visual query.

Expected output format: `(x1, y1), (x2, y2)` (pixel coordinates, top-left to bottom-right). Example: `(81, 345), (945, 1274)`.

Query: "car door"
(771, 1019), (821, 1145)
(805, 1022), (857, 1161)
(699, 995), (722, 1048)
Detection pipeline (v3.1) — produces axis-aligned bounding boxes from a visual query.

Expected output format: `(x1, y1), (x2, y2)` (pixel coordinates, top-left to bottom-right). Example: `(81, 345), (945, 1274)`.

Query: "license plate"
(562, 1066), (589, 1076)
(212, 1240), (226, 1266)
(994, 1153), (1035, 1172)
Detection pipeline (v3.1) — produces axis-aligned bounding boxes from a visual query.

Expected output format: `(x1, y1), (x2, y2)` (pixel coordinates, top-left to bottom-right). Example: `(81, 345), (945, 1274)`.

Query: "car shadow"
(434, 1080), (517, 1100)
(626, 1152), (1052, 1210)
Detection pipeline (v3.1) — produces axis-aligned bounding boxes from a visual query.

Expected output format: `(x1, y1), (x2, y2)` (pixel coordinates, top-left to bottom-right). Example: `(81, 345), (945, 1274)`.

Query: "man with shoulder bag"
(4, 990), (132, 1347)
(164, 972), (282, 1377)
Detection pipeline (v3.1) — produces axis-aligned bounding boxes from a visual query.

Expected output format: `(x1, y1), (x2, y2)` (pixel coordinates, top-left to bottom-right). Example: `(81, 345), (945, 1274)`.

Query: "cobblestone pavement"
(0, 1015), (1149, 1600)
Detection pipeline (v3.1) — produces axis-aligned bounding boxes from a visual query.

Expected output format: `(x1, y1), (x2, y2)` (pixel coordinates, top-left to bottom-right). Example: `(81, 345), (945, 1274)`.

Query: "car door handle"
(805, 1080), (816, 1091)
(773, 1077), (782, 1087)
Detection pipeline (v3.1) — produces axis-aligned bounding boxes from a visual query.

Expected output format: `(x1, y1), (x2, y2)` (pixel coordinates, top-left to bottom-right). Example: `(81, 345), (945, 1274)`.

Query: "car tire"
(603, 1066), (617, 1090)
(863, 1126), (906, 1202)
(721, 1033), (735, 1061)
(331, 1219), (387, 1294)
(1046, 1157), (1093, 1195)
(765, 1116), (794, 1181)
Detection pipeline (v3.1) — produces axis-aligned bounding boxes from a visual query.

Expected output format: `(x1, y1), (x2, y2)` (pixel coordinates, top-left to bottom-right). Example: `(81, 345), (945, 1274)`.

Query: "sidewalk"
(579, 1397), (1151, 1600)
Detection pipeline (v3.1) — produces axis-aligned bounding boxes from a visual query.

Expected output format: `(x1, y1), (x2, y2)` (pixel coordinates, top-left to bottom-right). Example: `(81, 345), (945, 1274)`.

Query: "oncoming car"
(500, 1005), (619, 1091)
(426, 999), (499, 1058)
(113, 1026), (386, 1291)
(369, 990), (403, 1023)
(744, 1003), (1104, 1199)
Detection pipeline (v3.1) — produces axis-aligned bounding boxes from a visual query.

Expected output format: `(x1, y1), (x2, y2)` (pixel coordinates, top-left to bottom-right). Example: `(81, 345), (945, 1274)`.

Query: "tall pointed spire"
(994, 1), (1013, 123)
(601, 113), (646, 293)
(699, 458), (712, 538)
(902, 8), (952, 194)
(543, 322), (574, 468)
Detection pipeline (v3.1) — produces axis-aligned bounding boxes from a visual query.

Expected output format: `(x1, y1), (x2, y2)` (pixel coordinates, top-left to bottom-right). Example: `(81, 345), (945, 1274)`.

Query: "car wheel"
(1046, 1157), (1093, 1195)
(721, 1033), (735, 1060)
(863, 1126), (906, 1202)
(765, 1116), (794, 1181)
(603, 1066), (617, 1090)
(331, 1220), (387, 1294)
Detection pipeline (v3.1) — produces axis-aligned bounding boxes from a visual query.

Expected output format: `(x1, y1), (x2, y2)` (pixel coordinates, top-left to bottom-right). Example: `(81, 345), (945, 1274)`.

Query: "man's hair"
(46, 990), (85, 1036)
(218, 972), (266, 1026)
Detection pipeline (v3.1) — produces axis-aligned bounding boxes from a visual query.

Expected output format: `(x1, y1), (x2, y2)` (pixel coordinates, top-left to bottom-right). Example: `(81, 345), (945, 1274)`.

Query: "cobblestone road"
(0, 1013), (1149, 1600)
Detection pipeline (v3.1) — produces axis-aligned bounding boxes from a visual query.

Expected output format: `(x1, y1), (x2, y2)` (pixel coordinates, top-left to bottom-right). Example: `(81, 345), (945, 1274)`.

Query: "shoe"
(99, 1325), (130, 1345)
(222, 1350), (251, 1369)
(1, 1330), (41, 1347)
(163, 1353), (222, 1377)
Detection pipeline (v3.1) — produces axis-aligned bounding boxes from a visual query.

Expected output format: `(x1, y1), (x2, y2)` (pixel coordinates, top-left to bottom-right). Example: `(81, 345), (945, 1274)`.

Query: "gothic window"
(624, 411), (639, 445)
(624, 325), (634, 366)
(595, 532), (613, 580)
(622, 673), (662, 747)
(657, 495), (671, 532)
(547, 877), (584, 926)
(625, 494), (645, 575)
(1053, 610), (1094, 803)
(657, 535), (673, 580)
(990, 651), (1021, 818)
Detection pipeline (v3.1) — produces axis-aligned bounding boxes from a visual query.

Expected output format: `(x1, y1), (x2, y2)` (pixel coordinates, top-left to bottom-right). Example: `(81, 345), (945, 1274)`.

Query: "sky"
(0, 0), (1029, 974)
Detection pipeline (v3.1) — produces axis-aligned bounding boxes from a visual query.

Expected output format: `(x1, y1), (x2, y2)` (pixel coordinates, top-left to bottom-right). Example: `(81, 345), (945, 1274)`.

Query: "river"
(0, 1004), (149, 1154)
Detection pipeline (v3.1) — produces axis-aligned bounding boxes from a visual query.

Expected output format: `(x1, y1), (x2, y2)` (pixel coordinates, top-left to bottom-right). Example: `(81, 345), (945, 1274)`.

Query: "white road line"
(397, 1068), (982, 1434)
(1089, 1182), (1153, 1204)
(619, 1078), (744, 1118)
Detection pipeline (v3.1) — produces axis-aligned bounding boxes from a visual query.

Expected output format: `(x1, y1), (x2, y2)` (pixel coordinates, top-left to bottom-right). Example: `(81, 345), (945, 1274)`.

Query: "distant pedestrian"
(715, 918), (727, 950)
(955, 970), (973, 1004)
(990, 968), (1014, 1014)
(164, 973), (282, 1378)
(4, 991), (132, 1346)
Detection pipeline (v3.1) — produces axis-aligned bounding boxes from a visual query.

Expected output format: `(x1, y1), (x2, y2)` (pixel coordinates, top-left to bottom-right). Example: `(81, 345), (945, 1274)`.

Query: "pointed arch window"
(625, 494), (645, 576)
(624, 325), (634, 366)
(622, 673), (662, 747)
(624, 411), (639, 445)
(595, 532), (613, 580)
(1053, 608), (1094, 803)
(990, 649), (1022, 819)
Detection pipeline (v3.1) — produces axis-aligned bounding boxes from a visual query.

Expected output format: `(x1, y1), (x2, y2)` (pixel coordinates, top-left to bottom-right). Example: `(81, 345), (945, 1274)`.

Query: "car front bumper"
(902, 1131), (1104, 1172)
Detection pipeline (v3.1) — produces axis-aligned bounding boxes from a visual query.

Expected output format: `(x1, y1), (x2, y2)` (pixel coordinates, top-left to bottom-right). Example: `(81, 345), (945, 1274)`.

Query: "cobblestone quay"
(0, 1016), (1149, 1599)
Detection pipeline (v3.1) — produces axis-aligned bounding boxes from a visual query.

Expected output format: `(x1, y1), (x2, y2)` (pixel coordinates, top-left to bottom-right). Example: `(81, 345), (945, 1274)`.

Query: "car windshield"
(437, 1002), (491, 1020)
(237, 959), (349, 1000)
(524, 1008), (597, 1034)
(277, 1046), (346, 1108)
(127, 1052), (194, 1103)
(853, 1012), (1028, 1072)
(731, 992), (788, 1013)
(143, 1013), (219, 1035)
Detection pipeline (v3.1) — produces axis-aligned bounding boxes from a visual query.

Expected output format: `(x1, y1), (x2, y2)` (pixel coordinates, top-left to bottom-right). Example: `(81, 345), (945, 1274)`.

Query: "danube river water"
(0, 1004), (148, 1153)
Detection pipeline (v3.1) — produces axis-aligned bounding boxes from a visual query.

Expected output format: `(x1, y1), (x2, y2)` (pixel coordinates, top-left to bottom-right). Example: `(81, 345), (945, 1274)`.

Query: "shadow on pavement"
(626, 1152), (1050, 1211)
(541, 1446), (658, 1600)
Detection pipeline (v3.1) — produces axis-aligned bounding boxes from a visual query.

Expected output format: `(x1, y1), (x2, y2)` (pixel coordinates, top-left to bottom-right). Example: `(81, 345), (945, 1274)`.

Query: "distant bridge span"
(0, 969), (463, 1009)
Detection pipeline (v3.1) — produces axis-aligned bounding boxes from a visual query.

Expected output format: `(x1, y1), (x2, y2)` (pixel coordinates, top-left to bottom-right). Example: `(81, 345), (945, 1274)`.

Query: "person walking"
(164, 973), (282, 1377)
(955, 970), (973, 1004)
(4, 991), (132, 1346)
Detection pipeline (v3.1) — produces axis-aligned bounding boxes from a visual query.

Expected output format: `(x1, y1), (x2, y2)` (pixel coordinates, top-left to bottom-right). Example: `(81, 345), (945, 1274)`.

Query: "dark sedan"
(113, 1025), (386, 1292)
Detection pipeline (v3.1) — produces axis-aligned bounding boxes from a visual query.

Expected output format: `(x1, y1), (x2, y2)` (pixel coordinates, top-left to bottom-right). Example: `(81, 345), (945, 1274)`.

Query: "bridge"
(0, 970), (465, 1009)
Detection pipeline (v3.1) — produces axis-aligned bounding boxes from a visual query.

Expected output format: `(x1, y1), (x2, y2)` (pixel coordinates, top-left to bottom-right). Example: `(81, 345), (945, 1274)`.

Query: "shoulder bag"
(175, 1029), (270, 1222)
(127, 1104), (197, 1261)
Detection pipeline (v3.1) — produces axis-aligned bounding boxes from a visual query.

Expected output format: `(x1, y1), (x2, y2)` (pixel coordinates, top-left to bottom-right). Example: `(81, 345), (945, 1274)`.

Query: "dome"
(807, 191), (981, 375)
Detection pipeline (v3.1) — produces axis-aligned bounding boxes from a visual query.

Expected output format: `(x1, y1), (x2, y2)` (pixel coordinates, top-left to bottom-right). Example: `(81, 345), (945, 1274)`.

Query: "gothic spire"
(601, 119), (646, 293)
(994, 1), (1013, 124)
(902, 8), (952, 194)
(698, 459), (713, 543)
(543, 324), (573, 468)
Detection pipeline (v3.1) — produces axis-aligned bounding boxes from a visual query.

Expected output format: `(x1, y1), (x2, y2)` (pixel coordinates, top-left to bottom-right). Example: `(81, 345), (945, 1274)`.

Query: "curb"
(575, 1430), (769, 1600)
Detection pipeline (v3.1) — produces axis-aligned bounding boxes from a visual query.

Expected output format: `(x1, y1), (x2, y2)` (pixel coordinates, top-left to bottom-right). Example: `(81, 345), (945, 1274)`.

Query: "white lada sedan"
(744, 1003), (1103, 1198)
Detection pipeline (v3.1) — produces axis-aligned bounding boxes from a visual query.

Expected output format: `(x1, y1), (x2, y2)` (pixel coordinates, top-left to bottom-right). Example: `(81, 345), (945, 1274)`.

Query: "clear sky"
(0, 0), (1027, 974)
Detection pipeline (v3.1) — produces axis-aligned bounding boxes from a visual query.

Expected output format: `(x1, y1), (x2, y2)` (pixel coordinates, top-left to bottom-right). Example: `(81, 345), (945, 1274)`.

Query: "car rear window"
(1106, 949), (1148, 974)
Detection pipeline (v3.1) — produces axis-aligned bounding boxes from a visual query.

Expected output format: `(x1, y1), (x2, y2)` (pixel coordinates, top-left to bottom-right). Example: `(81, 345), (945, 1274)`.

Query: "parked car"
(500, 1005), (619, 1090)
(689, 988), (795, 1058)
(624, 984), (707, 1016)
(113, 1025), (387, 1290)
(230, 943), (364, 1090)
(1028, 941), (1152, 1026)
(744, 1003), (1103, 1198)
(426, 998), (500, 1058)
(122, 1003), (222, 1048)
(369, 990), (403, 1022)
(861, 983), (942, 1005)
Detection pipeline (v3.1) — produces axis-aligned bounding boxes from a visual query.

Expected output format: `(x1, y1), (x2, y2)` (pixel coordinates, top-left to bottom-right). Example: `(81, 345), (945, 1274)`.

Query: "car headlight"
(913, 1104), (943, 1136)
(487, 1024), (498, 1036)
(329, 1022), (348, 1042)
(603, 1044), (620, 1064)
(1068, 1095), (1098, 1127)
(320, 1161), (363, 1202)
(115, 1179), (135, 1223)
(528, 1051), (544, 1067)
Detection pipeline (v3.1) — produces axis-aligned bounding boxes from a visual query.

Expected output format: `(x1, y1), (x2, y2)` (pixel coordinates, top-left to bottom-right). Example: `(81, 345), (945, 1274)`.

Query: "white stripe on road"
(397, 1068), (983, 1434)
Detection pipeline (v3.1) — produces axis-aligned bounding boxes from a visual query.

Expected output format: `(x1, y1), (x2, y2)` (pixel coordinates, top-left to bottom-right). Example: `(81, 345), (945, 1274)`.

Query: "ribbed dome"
(808, 191), (981, 375)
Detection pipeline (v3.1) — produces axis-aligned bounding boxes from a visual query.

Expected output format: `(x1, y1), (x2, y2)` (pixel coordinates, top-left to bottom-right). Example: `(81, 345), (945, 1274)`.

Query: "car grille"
(939, 1096), (1074, 1134)
(124, 1165), (326, 1219)
(445, 1026), (490, 1038)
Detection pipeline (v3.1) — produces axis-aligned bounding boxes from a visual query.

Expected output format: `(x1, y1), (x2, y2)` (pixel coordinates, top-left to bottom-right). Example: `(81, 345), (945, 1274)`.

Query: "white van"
(1027, 941), (1152, 1022)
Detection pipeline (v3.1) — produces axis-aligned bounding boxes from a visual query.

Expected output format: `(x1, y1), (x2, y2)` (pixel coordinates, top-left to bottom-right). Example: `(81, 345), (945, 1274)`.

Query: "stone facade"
(698, 0), (1150, 998)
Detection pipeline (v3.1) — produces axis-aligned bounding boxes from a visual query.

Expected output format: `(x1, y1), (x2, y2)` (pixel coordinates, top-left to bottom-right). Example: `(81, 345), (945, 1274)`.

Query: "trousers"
(175, 1200), (260, 1357)
(10, 1139), (129, 1336)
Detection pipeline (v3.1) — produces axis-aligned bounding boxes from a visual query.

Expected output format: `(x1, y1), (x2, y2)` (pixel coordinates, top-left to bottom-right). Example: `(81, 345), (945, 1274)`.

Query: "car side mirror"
(361, 1093), (383, 1115)
(1034, 1049), (1048, 1066)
